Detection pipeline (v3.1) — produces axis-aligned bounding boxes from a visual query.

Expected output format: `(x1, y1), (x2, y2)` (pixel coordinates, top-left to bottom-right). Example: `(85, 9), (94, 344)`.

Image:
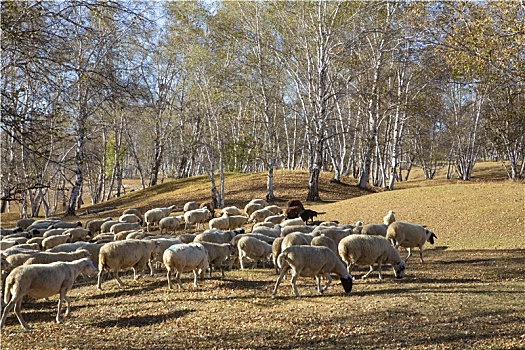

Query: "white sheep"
(220, 206), (242, 216)
(85, 217), (112, 236)
(0, 240), (18, 250)
(251, 225), (281, 238)
(144, 205), (177, 232)
(279, 218), (305, 228)
(42, 228), (67, 238)
(183, 201), (200, 212)
(264, 205), (283, 215)
(0, 258), (97, 329)
(311, 227), (352, 245)
(243, 202), (264, 216)
(248, 198), (267, 207)
(280, 225), (316, 237)
(311, 235), (338, 255)
(162, 243), (209, 290)
(272, 245), (353, 298)
(194, 230), (237, 245)
(271, 237), (285, 274)
(338, 234), (406, 279)
(63, 228), (92, 243)
(208, 215), (230, 231)
(48, 242), (103, 268)
(237, 236), (273, 269)
(383, 210), (396, 226)
(264, 214), (286, 225)
(100, 220), (121, 233)
(281, 232), (314, 250)
(386, 221), (437, 263)
(361, 224), (388, 237)
(23, 249), (92, 265)
(42, 234), (71, 250)
(198, 242), (235, 277)
(227, 215), (248, 230)
(49, 221), (82, 229)
(26, 219), (60, 231)
(10, 242), (40, 251)
(97, 239), (161, 289)
(248, 208), (275, 223)
(110, 222), (141, 235)
(147, 237), (183, 275)
(159, 216), (181, 235)
(253, 222), (275, 229)
(178, 233), (196, 243)
(122, 209), (143, 223)
(184, 208), (212, 232)
(26, 237), (45, 250)
(119, 213), (142, 225)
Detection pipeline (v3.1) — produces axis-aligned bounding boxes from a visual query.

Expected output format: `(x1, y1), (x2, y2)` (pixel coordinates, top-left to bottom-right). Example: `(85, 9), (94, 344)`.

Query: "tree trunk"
(66, 125), (85, 216)
(266, 161), (275, 203)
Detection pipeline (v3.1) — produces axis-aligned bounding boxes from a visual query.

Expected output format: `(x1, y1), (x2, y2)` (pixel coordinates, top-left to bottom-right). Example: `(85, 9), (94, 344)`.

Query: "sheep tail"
(276, 251), (288, 269)
(4, 278), (12, 304)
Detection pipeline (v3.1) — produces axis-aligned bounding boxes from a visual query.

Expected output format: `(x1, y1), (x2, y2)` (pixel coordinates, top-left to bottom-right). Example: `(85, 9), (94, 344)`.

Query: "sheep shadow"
(90, 309), (194, 328)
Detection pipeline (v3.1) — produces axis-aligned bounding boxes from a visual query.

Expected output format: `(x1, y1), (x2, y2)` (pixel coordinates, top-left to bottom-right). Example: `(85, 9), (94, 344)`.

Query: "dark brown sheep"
(285, 206), (303, 219)
(286, 200), (305, 211)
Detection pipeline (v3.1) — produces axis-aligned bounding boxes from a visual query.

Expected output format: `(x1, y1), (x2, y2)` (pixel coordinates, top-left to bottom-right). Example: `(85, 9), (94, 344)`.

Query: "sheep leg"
(290, 270), (301, 297)
(96, 270), (105, 290)
(238, 249), (245, 269)
(176, 270), (185, 290)
(166, 268), (172, 290)
(114, 269), (126, 287)
(271, 265), (289, 298)
(419, 248), (424, 263)
(13, 298), (29, 330)
(320, 273), (333, 293)
(405, 248), (412, 262)
(377, 262), (383, 280)
(362, 265), (375, 279)
(0, 298), (17, 329)
(192, 269), (199, 288)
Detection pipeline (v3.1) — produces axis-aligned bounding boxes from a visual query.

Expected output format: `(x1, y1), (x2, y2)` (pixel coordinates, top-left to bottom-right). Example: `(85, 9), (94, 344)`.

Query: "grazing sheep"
(311, 227), (352, 245)
(100, 220), (121, 233)
(253, 222), (275, 229)
(159, 216), (182, 235)
(264, 214), (286, 225)
(208, 215), (231, 231)
(383, 210), (396, 226)
(26, 237), (45, 250)
(227, 215), (249, 230)
(281, 233), (314, 250)
(119, 213), (142, 225)
(0, 227), (24, 237)
(311, 235), (338, 256)
(126, 231), (152, 240)
(9, 243), (40, 251)
(42, 228), (67, 238)
(144, 205), (177, 232)
(285, 206), (303, 219)
(48, 242), (104, 268)
(272, 245), (353, 298)
(85, 217), (112, 236)
(248, 199), (267, 207)
(243, 202), (264, 217)
(147, 238), (183, 275)
(162, 243), (209, 290)
(16, 218), (35, 231)
(221, 206), (242, 216)
(42, 234), (71, 250)
(252, 225), (281, 238)
(183, 201), (200, 213)
(248, 208), (274, 224)
(50, 221), (82, 229)
(4, 252), (41, 270)
(280, 217), (305, 228)
(198, 242), (235, 277)
(338, 234), (406, 279)
(184, 208), (212, 232)
(178, 233), (196, 244)
(97, 239), (161, 289)
(194, 230), (238, 245)
(23, 249), (92, 265)
(264, 205), (283, 215)
(361, 224), (388, 237)
(110, 222), (141, 235)
(26, 220), (60, 231)
(386, 221), (437, 263)
(352, 221), (364, 234)
(280, 225), (315, 237)
(286, 199), (304, 211)
(122, 209), (143, 223)
(63, 228), (92, 243)
(0, 240), (18, 250)
(199, 201), (216, 218)
(89, 233), (115, 244)
(0, 258), (97, 329)
(237, 236), (273, 269)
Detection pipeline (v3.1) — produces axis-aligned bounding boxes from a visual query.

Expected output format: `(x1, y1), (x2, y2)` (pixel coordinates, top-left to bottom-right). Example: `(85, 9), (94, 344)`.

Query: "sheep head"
(393, 262), (406, 279)
(340, 275), (353, 294)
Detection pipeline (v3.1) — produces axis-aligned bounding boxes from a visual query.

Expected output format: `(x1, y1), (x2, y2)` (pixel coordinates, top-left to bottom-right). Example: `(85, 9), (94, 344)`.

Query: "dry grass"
(1, 162), (524, 349)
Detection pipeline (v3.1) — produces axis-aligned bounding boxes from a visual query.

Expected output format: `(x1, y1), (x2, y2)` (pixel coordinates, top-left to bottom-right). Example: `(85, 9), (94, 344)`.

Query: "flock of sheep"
(0, 198), (437, 330)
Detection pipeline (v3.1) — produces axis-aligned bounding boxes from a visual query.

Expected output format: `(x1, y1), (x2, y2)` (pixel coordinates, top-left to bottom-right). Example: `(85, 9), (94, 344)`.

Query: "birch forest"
(1, 1), (524, 216)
